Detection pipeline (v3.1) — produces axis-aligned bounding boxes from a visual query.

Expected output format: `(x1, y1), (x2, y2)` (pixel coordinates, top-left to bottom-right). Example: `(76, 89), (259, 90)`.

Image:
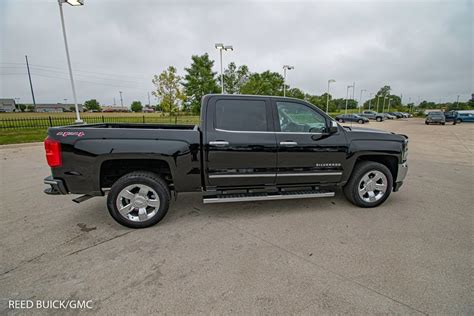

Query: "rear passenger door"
(204, 96), (278, 187)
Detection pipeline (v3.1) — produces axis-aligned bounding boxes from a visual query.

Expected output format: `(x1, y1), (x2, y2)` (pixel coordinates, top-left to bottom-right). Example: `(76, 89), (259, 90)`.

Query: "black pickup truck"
(44, 95), (408, 228)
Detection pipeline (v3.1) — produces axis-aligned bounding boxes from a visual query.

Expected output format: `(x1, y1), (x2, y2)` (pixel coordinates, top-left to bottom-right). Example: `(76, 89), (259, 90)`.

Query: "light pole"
(388, 98), (393, 112)
(376, 95), (381, 112)
(215, 43), (233, 94)
(283, 65), (294, 97)
(456, 95), (460, 108)
(382, 95), (388, 113)
(326, 79), (335, 113)
(368, 93), (374, 111)
(58, 0), (84, 123)
(119, 91), (124, 109)
(345, 85), (353, 115)
(359, 89), (366, 112)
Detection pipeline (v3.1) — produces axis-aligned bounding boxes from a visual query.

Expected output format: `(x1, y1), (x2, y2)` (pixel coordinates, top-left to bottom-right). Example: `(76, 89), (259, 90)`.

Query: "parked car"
(383, 113), (396, 119)
(335, 114), (369, 124)
(425, 112), (446, 125)
(387, 112), (403, 119)
(443, 110), (458, 122)
(400, 112), (411, 118)
(359, 110), (385, 122)
(455, 112), (474, 123)
(43, 94), (408, 228)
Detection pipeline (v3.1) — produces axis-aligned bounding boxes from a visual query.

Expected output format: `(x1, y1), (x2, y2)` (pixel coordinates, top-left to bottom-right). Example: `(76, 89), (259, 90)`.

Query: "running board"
(203, 190), (334, 204)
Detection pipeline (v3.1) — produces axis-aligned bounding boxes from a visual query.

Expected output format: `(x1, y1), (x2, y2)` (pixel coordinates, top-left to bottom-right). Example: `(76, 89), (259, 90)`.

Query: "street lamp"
(388, 98), (393, 112)
(376, 95), (381, 112)
(215, 43), (233, 94)
(283, 65), (294, 97)
(382, 95), (388, 113)
(326, 79), (336, 113)
(345, 85), (353, 115)
(359, 89), (366, 112)
(58, 0), (84, 123)
(368, 93), (374, 111)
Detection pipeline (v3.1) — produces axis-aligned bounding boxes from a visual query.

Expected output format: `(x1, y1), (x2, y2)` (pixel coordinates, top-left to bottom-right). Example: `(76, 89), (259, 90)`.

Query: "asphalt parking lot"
(0, 118), (472, 315)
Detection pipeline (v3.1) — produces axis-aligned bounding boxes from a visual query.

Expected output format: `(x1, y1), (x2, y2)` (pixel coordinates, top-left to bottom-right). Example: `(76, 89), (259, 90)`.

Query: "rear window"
(215, 99), (268, 131)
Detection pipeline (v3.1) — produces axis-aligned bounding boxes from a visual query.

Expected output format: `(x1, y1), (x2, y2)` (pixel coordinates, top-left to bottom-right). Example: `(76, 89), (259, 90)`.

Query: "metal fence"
(0, 115), (200, 130)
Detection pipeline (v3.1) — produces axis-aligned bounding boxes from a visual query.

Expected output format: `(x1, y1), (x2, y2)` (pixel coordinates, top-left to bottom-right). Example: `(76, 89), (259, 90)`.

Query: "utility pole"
(25, 55), (36, 108)
(119, 91), (124, 109)
(376, 95), (381, 112)
(456, 95), (460, 108)
(147, 92), (151, 107)
(369, 93), (374, 111)
(113, 97), (116, 106)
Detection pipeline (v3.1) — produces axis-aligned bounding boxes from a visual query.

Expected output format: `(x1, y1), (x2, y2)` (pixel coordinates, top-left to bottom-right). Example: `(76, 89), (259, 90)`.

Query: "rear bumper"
(393, 162), (408, 192)
(44, 176), (68, 195)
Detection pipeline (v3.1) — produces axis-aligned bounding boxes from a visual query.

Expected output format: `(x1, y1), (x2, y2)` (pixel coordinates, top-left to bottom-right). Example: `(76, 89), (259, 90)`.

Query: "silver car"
(425, 112), (446, 125)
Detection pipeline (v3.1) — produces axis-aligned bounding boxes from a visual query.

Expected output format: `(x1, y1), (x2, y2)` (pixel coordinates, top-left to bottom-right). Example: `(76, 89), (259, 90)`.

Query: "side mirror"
(328, 120), (338, 133)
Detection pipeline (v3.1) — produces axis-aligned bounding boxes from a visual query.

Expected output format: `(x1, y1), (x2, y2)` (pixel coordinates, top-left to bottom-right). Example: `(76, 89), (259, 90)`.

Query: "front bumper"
(393, 162), (408, 192)
(44, 176), (68, 195)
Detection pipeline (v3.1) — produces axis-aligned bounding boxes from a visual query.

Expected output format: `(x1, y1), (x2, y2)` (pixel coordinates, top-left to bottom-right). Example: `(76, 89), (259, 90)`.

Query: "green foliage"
(18, 104), (26, 112)
(183, 53), (220, 114)
(240, 71), (284, 96)
(84, 99), (101, 111)
(26, 105), (35, 112)
(223, 62), (249, 94)
(286, 88), (305, 100)
(152, 66), (185, 115)
(131, 101), (143, 112)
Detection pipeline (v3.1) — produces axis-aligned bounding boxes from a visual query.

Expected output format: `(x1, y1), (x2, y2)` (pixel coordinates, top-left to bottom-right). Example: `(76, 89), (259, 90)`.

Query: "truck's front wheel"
(107, 171), (170, 228)
(343, 161), (393, 208)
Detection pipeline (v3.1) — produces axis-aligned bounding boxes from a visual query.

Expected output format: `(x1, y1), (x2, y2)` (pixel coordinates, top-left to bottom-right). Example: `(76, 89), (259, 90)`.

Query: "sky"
(0, 0), (472, 106)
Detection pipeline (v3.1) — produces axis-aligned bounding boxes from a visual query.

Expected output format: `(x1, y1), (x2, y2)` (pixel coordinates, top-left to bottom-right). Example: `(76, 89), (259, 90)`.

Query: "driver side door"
(272, 99), (347, 185)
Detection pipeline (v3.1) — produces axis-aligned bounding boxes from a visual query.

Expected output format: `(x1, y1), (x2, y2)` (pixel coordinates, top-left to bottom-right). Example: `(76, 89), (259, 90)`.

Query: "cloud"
(0, 0), (472, 105)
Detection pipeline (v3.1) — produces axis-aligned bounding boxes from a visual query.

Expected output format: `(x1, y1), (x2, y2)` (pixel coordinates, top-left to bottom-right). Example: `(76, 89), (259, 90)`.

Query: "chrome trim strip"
(203, 192), (335, 204)
(215, 128), (322, 135)
(209, 172), (342, 179)
(277, 172), (342, 177)
(209, 173), (276, 179)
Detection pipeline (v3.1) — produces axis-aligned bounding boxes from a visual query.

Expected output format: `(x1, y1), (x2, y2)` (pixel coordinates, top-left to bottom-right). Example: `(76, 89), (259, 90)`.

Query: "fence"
(0, 115), (200, 130)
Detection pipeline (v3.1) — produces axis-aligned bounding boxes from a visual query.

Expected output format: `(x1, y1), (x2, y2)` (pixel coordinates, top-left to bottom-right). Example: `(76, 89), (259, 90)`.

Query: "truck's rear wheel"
(107, 171), (170, 228)
(343, 161), (393, 208)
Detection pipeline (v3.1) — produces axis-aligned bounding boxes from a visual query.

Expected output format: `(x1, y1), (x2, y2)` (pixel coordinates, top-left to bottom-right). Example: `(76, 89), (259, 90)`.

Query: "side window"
(215, 99), (268, 132)
(276, 101), (326, 133)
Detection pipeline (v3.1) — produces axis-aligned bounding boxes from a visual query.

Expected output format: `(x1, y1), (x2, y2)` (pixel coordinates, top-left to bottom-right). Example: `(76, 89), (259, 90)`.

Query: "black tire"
(376, 117), (382, 122)
(338, 119), (344, 123)
(107, 171), (170, 228)
(425, 121), (429, 125)
(456, 119), (462, 124)
(358, 119), (364, 124)
(441, 122), (445, 125)
(343, 161), (393, 208)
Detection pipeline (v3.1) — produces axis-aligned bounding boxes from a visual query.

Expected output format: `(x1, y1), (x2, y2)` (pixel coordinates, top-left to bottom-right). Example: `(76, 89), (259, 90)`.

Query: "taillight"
(44, 137), (62, 167)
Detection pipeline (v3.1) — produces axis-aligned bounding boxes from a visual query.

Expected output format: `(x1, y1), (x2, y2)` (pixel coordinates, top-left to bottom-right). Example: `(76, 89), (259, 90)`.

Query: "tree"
(26, 105), (35, 112)
(152, 66), (185, 115)
(183, 53), (220, 114)
(131, 101), (143, 112)
(240, 71), (284, 96)
(84, 99), (101, 111)
(18, 104), (26, 112)
(223, 62), (249, 94)
(286, 88), (305, 100)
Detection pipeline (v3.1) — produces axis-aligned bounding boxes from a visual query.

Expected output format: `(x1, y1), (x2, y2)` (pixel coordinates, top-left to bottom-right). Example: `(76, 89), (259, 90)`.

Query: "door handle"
(209, 141), (229, 147)
(280, 141), (298, 146)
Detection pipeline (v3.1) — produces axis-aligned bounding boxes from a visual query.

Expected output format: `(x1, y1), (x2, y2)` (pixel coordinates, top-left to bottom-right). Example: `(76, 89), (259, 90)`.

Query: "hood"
(342, 125), (407, 142)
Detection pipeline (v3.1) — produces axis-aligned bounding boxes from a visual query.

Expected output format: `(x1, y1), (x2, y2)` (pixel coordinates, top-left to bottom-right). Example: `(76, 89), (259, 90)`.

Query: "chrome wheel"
(116, 184), (160, 222)
(358, 170), (388, 203)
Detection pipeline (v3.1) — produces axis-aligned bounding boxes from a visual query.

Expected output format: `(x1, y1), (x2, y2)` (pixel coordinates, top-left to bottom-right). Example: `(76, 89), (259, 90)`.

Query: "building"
(0, 99), (17, 112)
(35, 103), (83, 112)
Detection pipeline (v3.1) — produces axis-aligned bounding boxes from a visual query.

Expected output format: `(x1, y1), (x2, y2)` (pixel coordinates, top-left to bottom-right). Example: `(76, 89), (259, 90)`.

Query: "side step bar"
(203, 190), (334, 204)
